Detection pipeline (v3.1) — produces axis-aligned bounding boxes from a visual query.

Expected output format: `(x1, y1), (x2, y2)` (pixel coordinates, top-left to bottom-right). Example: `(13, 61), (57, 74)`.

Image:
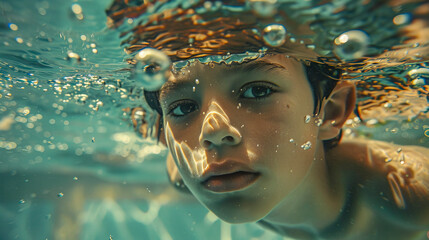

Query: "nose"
(199, 102), (242, 149)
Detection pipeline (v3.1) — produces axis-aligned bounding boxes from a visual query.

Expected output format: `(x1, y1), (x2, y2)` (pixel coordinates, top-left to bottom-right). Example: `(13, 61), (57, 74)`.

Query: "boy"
(107, 0), (429, 238)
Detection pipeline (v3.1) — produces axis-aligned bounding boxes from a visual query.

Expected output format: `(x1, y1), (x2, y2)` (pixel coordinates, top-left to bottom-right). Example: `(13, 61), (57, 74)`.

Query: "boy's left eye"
(241, 85), (274, 99)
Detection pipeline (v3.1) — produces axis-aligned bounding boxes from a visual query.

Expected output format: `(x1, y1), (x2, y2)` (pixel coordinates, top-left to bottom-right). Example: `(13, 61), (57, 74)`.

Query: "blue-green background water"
(0, 0), (287, 239)
(1, 0), (428, 239)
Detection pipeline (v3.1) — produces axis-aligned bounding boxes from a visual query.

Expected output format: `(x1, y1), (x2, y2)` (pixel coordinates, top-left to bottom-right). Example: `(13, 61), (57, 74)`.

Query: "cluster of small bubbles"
(301, 141), (312, 150)
(314, 118), (323, 127)
(0, 141), (18, 150)
(71, 3), (84, 20)
(304, 115), (311, 123)
(262, 24), (287, 47)
(393, 13), (411, 26)
(133, 48), (171, 91)
(247, 0), (277, 17)
(334, 30), (370, 61)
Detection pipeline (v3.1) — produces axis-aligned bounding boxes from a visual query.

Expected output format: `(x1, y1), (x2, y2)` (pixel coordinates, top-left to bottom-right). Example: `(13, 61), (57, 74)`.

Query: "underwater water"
(0, 0), (428, 239)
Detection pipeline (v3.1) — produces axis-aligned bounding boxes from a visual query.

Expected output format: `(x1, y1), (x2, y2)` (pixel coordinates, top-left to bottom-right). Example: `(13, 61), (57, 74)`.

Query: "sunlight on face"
(160, 55), (325, 223)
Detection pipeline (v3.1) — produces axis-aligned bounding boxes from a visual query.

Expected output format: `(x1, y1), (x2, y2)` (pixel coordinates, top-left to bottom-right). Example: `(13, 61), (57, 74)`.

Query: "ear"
(318, 81), (356, 140)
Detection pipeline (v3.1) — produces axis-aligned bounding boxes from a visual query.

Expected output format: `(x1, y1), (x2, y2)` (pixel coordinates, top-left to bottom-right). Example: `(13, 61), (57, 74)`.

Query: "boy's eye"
(169, 101), (198, 117)
(241, 85), (273, 99)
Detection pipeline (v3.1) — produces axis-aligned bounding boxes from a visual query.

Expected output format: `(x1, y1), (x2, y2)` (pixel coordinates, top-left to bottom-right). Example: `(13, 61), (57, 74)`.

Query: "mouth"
(202, 171), (260, 193)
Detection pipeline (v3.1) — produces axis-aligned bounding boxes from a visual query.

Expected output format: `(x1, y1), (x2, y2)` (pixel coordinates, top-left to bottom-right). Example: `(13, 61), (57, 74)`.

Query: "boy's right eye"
(168, 101), (198, 117)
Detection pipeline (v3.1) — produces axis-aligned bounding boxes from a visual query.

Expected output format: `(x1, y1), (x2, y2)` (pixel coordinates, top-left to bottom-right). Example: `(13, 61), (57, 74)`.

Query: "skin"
(158, 55), (429, 239)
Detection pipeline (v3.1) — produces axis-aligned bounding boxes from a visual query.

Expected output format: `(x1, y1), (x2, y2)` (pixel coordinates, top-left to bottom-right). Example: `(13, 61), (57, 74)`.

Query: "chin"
(206, 202), (269, 224)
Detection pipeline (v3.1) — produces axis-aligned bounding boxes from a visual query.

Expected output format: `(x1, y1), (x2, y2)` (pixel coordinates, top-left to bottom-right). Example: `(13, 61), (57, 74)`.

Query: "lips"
(202, 171), (260, 193)
(201, 161), (260, 193)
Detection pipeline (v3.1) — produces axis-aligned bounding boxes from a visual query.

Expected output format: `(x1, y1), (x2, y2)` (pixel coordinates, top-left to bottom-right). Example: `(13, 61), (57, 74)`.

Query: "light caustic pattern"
(165, 101), (242, 178)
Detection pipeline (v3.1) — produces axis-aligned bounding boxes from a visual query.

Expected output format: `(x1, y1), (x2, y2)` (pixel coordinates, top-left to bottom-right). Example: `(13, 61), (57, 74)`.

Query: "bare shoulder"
(327, 138), (429, 227)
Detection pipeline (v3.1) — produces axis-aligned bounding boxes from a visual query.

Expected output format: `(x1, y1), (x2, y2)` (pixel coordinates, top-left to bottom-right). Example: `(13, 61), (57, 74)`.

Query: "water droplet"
(57, 192), (64, 198)
(262, 24), (287, 47)
(192, 86), (196, 92)
(334, 30), (369, 60)
(397, 148), (402, 153)
(91, 137), (95, 143)
(289, 138), (294, 143)
(384, 158), (392, 163)
(314, 118), (323, 127)
(304, 115), (311, 123)
(19, 199), (25, 204)
(133, 48), (171, 91)
(73, 176), (78, 181)
(247, 0), (277, 17)
(195, 79), (199, 84)
(301, 141), (312, 150)
(237, 103), (242, 109)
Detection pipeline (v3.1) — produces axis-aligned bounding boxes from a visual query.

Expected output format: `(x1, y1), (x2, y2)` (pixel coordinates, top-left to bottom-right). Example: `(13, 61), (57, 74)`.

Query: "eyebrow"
(160, 60), (287, 96)
(230, 60), (287, 74)
(160, 80), (193, 98)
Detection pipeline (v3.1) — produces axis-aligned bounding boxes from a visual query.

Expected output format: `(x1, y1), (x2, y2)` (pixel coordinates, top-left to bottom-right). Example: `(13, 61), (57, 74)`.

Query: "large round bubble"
(334, 30), (370, 61)
(133, 48), (171, 91)
(262, 24), (287, 47)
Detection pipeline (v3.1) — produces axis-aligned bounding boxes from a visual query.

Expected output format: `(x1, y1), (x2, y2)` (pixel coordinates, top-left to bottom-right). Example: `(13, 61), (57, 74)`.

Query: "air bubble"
(8, 23), (18, 31)
(393, 13), (411, 26)
(262, 24), (287, 47)
(71, 3), (84, 20)
(67, 51), (81, 64)
(133, 48), (171, 91)
(334, 30), (369, 61)
(247, 0), (277, 17)
(57, 192), (64, 198)
(301, 141), (312, 150)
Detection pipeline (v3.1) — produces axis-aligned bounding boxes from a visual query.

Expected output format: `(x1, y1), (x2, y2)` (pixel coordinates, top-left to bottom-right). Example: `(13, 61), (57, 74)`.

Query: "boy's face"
(159, 55), (324, 223)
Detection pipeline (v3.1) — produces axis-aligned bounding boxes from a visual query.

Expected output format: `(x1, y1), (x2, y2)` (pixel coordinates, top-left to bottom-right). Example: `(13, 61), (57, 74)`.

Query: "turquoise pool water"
(0, 0), (286, 239)
(1, 0), (428, 239)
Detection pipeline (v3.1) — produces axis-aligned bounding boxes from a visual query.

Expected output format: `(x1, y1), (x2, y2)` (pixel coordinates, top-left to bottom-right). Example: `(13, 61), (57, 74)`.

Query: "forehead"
(161, 55), (306, 92)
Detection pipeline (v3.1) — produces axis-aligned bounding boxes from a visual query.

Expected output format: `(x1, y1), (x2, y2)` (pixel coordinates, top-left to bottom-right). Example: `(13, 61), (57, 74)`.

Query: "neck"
(261, 142), (347, 238)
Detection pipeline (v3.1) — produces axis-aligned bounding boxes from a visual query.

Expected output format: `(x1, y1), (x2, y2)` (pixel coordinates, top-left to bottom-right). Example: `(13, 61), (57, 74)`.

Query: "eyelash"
(166, 81), (278, 118)
(166, 100), (198, 118)
(238, 81), (278, 100)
